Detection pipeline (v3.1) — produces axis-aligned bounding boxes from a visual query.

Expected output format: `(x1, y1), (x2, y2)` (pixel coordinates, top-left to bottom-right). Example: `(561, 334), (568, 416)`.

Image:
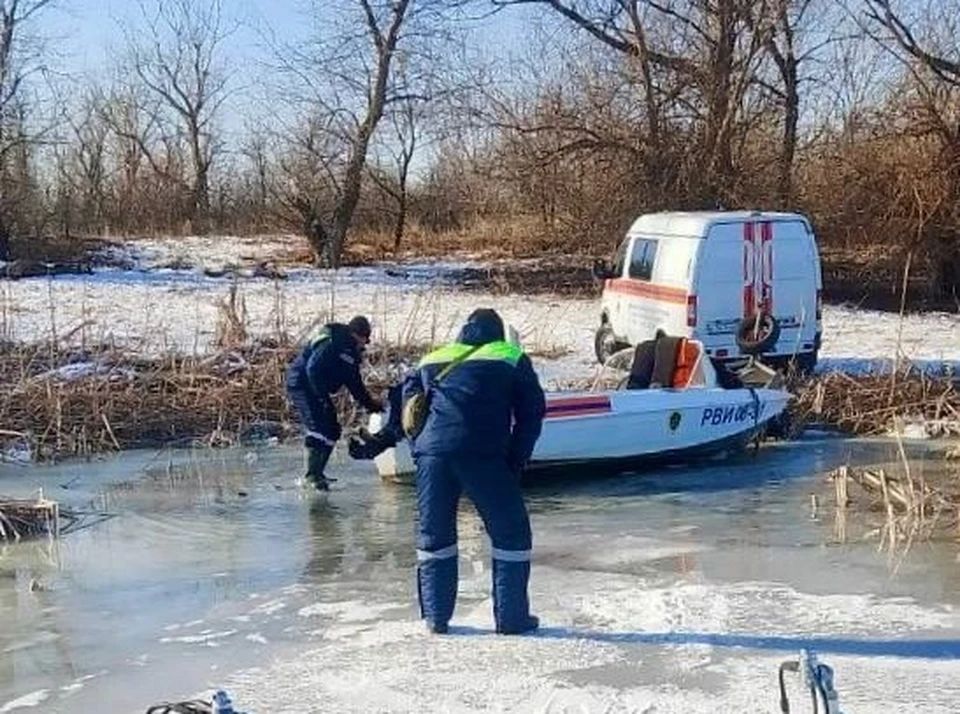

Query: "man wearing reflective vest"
(401, 308), (546, 634)
(285, 315), (383, 491)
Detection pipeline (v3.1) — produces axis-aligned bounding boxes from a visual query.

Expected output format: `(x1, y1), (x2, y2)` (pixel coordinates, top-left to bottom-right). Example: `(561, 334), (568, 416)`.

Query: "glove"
(349, 431), (398, 460)
(348, 436), (373, 460)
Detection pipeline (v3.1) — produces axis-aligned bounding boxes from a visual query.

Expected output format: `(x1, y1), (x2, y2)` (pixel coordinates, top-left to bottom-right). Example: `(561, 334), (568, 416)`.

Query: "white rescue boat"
(370, 340), (792, 483)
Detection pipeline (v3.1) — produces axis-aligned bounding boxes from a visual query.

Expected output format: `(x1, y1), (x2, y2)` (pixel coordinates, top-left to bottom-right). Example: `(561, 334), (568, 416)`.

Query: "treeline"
(0, 0), (957, 299)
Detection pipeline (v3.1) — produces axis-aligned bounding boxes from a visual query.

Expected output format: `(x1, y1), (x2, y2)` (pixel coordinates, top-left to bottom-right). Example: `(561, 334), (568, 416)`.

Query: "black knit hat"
(458, 308), (505, 345)
(347, 315), (372, 339)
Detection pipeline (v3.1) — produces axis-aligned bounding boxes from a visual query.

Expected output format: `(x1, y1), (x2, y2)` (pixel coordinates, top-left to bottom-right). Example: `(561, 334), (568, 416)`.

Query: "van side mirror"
(592, 259), (614, 281)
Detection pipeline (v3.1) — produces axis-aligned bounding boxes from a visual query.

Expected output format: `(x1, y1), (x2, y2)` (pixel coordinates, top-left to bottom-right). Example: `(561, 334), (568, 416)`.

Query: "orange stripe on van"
(606, 279), (688, 305)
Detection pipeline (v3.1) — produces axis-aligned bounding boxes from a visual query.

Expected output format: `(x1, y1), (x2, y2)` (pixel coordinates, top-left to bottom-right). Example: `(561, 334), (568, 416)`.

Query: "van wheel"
(736, 313), (781, 355)
(594, 325), (626, 364)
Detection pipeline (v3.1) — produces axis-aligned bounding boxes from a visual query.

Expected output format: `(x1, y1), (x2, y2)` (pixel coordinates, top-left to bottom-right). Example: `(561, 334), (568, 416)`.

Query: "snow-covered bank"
(1, 266), (957, 388)
(94, 234), (309, 272)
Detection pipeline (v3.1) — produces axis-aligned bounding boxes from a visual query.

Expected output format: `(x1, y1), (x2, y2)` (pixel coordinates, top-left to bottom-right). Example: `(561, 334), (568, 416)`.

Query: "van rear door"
(695, 218), (820, 358)
(692, 223), (743, 355)
(767, 220), (821, 356)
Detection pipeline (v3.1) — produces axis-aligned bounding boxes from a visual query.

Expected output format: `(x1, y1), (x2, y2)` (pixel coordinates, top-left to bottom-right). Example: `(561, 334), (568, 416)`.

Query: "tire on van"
(735, 312), (781, 355)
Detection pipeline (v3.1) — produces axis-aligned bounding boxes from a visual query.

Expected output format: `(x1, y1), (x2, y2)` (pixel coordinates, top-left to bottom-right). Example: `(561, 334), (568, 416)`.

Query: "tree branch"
(864, 0), (960, 88)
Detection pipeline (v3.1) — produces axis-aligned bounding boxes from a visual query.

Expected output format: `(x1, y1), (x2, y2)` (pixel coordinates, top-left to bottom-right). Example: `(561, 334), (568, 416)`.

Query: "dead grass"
(0, 275), (580, 461)
(344, 217), (600, 263)
(0, 287), (433, 461)
(0, 336), (430, 462)
(788, 365), (959, 437)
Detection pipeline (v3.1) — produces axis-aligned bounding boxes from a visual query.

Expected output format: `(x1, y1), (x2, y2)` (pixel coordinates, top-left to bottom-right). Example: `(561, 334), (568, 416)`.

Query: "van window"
(628, 238), (658, 280)
(611, 238), (629, 277)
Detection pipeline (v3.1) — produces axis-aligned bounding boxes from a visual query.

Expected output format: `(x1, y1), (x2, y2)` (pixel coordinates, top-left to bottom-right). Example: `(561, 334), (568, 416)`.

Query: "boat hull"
(372, 387), (790, 484)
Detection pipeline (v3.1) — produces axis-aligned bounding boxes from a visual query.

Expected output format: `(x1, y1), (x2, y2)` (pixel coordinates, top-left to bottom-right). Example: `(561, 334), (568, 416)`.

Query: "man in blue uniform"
(402, 308), (546, 635)
(286, 315), (383, 491)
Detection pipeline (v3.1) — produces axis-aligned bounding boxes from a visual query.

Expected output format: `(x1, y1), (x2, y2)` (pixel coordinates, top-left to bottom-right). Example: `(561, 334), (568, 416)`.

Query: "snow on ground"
(0, 267), (600, 387)
(222, 564), (960, 713)
(97, 233), (527, 274)
(1, 260), (957, 387)
(96, 233), (308, 272)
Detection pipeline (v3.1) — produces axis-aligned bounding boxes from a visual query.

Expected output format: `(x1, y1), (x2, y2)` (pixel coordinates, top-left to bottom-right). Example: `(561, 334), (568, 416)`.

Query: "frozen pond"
(2, 436), (960, 712)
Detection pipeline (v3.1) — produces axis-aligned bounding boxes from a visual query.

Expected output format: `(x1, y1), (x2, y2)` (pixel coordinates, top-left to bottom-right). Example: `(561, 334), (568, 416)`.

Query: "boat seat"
(626, 336), (682, 389)
(672, 338), (699, 388)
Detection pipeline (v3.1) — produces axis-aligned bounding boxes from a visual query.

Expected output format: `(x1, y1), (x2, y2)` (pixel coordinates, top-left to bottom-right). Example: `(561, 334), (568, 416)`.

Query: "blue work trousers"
(415, 455), (532, 631)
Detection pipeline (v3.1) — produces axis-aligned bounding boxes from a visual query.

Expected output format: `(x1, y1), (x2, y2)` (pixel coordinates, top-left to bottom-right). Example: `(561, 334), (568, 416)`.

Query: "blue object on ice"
(211, 690), (242, 714)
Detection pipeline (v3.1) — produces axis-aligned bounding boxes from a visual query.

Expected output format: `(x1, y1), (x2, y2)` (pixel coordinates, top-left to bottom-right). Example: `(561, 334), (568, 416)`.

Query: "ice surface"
(0, 691), (49, 713)
(223, 565), (960, 713)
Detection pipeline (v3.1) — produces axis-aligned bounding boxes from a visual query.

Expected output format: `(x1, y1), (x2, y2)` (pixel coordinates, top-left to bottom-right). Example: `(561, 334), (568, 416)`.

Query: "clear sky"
(43, 0), (535, 149)
(52, 0), (324, 78)
(49, 0), (529, 77)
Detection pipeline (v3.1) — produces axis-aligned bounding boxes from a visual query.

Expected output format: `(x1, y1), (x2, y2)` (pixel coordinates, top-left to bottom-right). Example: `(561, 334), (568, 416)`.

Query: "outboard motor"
(778, 650), (842, 714)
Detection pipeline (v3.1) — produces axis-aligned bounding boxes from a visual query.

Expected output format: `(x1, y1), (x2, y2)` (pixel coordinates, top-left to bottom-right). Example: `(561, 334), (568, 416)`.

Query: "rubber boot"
(304, 444), (333, 491)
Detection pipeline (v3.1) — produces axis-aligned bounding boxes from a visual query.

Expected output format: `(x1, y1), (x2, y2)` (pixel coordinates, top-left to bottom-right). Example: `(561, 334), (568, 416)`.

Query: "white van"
(592, 211), (823, 372)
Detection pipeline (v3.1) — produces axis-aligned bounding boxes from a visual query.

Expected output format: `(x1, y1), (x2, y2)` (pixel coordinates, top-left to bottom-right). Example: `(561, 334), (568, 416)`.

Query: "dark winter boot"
(496, 614), (539, 635)
(304, 444), (334, 491)
(417, 552), (458, 635)
(492, 559), (539, 635)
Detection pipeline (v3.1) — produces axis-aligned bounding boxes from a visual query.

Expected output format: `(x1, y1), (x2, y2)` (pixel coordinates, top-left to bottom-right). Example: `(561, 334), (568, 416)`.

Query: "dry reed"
(0, 337), (427, 462)
(0, 492), (60, 541)
(828, 461), (959, 558)
(789, 365), (959, 437)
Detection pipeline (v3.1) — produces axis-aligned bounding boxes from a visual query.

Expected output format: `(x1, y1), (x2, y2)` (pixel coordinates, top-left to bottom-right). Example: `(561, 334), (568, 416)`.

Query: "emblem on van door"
(743, 221), (774, 318)
(669, 411), (682, 431)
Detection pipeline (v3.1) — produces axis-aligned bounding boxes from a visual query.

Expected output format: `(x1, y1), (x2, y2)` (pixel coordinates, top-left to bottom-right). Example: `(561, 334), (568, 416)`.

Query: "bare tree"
(0, 0), (54, 259)
(744, 0), (844, 207)
(476, 64), (649, 234)
(755, 0), (806, 206)
(272, 0), (413, 266)
(862, 0), (960, 299)
(269, 0), (468, 267)
(368, 90), (422, 250)
(59, 91), (111, 234)
(240, 125), (270, 217)
(118, 0), (234, 229)
(99, 87), (151, 230)
(271, 113), (346, 254)
(489, 1), (682, 203)
(492, 0), (773, 206)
